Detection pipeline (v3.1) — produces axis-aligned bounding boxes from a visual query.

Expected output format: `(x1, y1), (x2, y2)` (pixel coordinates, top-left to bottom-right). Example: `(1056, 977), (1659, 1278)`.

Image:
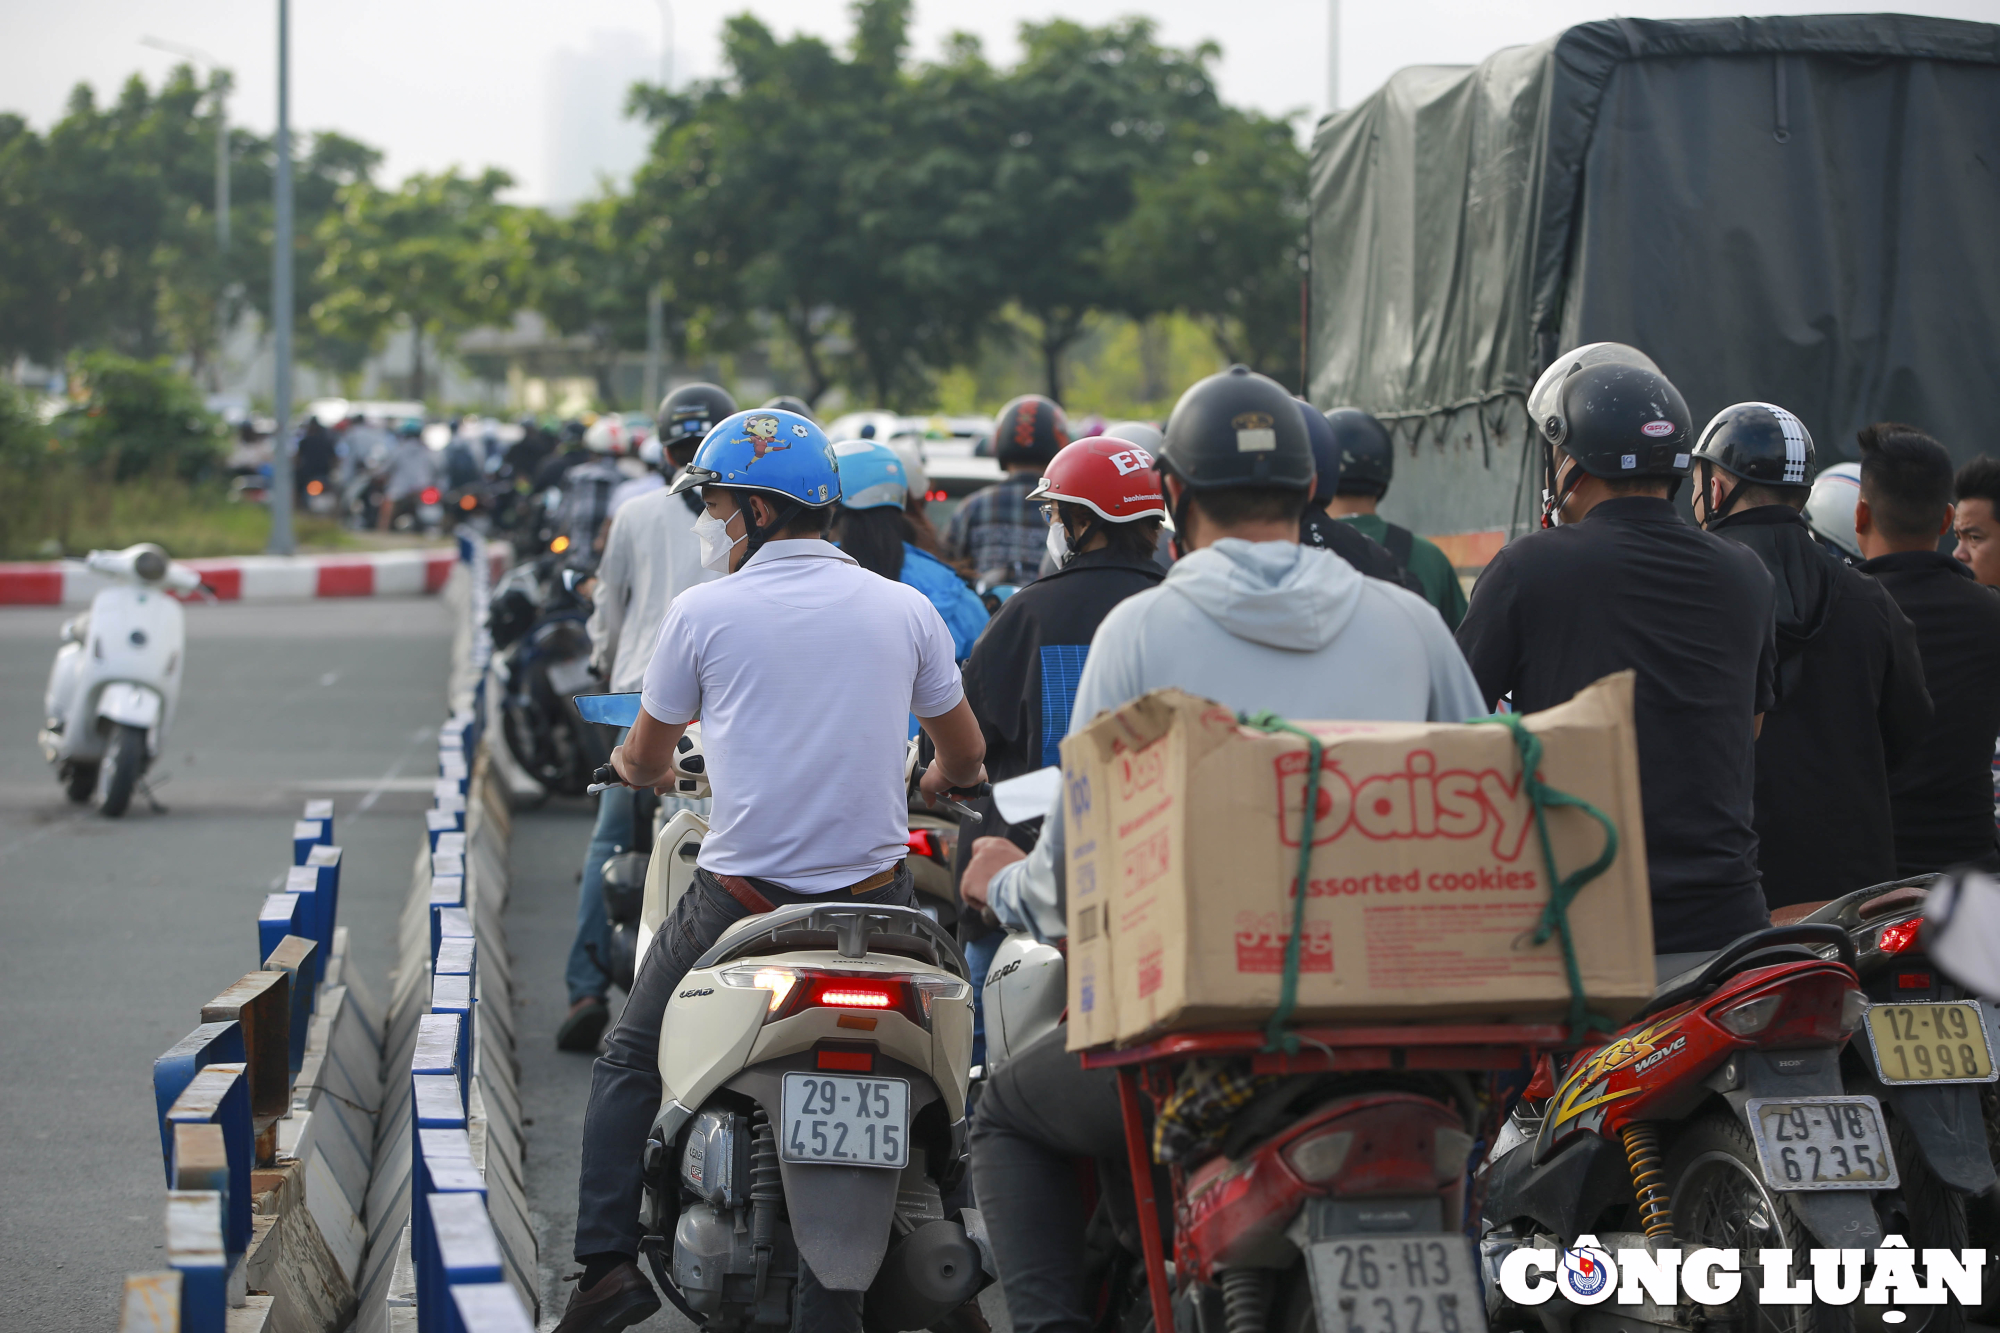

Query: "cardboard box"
(1064, 673), (1654, 1049)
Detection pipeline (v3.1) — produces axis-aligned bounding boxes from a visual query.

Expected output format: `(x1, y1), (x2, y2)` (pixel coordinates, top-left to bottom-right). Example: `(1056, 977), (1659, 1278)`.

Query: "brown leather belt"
(714, 862), (902, 915)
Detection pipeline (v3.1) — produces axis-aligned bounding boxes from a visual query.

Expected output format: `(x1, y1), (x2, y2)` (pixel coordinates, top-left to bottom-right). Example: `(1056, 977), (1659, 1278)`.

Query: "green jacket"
(1336, 512), (1468, 630)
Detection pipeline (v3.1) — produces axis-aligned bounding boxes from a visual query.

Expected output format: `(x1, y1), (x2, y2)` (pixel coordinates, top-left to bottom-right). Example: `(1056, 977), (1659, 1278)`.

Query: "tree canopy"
(0, 1), (1308, 410)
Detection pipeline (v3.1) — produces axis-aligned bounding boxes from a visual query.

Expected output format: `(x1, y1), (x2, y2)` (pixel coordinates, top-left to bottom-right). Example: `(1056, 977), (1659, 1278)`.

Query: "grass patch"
(0, 465), (358, 560)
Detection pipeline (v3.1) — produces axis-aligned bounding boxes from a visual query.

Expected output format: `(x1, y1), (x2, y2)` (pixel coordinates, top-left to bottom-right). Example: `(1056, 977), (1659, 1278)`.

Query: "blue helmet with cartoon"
(832, 440), (908, 510)
(666, 409), (842, 509)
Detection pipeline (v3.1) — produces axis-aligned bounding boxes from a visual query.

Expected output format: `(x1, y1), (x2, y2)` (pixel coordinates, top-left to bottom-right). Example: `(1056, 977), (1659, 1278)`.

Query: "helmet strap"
(1164, 472), (1196, 560)
(741, 494), (807, 560)
(1540, 444), (1583, 529)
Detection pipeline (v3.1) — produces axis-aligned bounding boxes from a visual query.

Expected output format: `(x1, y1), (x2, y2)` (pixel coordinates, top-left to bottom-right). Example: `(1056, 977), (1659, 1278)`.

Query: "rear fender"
(1706, 1048), (1885, 1248)
(98, 681), (163, 730)
(1847, 1061), (1998, 1195)
(725, 1055), (944, 1291)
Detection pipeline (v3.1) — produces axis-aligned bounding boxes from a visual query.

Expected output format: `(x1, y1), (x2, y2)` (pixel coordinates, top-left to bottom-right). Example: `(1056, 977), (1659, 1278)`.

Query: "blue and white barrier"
(352, 532), (538, 1330)
(121, 539), (512, 1331)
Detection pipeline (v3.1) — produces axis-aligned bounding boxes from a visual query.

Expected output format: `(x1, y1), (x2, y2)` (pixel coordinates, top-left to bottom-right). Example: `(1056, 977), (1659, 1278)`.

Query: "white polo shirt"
(641, 539), (964, 892)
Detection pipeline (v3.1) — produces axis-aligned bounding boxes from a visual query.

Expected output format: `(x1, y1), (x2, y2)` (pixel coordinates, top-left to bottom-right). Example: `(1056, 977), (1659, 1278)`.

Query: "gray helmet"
(1803, 462), (1864, 560)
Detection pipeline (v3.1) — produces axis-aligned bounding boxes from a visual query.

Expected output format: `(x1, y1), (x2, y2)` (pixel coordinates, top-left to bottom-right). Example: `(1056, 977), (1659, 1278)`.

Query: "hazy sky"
(6, 0), (1996, 203)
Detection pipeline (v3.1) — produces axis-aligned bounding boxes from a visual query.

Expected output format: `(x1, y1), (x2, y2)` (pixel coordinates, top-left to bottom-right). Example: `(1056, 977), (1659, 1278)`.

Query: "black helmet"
(1554, 363), (1692, 480)
(657, 383), (738, 451)
(761, 395), (816, 423)
(991, 395), (1071, 468)
(1692, 401), (1814, 485)
(1299, 399), (1341, 503)
(1326, 408), (1393, 498)
(1160, 366), (1315, 492)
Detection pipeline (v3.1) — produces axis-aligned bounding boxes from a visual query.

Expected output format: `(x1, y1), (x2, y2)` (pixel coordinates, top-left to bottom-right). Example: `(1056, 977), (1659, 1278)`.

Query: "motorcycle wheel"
(1864, 1110), (1970, 1333)
(61, 760), (99, 803)
(1667, 1110), (1846, 1333)
(93, 723), (146, 818)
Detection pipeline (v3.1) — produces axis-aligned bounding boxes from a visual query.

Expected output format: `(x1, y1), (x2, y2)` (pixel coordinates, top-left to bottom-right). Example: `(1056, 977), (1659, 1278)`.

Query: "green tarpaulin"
(1307, 14), (2000, 546)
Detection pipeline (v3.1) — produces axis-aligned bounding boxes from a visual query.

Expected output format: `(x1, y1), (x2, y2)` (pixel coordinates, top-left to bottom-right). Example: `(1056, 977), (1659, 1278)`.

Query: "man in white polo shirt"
(556, 408), (988, 1333)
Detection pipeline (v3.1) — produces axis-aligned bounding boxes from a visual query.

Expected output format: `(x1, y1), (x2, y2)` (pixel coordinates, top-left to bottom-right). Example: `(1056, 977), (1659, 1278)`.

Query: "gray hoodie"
(988, 539), (1487, 940)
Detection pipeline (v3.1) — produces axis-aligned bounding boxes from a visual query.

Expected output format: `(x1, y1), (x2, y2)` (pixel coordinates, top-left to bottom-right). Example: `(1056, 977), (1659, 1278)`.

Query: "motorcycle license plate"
(1302, 1234), (1485, 1333)
(1743, 1096), (1898, 1190)
(779, 1072), (909, 1169)
(1864, 1000), (1998, 1085)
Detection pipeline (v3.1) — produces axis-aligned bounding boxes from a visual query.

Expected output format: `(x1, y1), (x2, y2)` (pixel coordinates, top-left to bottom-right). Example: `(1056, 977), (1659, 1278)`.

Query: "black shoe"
(553, 1261), (660, 1332)
(557, 996), (609, 1052)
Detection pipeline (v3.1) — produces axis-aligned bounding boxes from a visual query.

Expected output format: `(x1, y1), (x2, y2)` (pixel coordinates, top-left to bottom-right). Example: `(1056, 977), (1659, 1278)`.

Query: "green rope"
(1475, 713), (1620, 1038)
(1240, 708), (1621, 1052)
(1237, 711), (1322, 1054)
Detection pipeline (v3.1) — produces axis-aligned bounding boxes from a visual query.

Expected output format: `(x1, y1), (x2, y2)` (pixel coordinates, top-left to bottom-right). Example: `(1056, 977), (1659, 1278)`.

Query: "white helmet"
(1804, 461), (1863, 559)
(583, 416), (626, 456)
(1104, 420), (1165, 453)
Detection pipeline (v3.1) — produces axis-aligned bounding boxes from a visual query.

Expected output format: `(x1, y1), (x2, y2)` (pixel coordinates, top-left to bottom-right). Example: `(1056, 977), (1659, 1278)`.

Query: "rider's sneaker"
(556, 996), (609, 1052)
(553, 1262), (660, 1332)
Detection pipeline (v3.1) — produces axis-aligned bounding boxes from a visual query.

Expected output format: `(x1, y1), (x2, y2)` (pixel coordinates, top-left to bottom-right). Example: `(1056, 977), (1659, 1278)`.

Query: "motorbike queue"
(452, 351), (2000, 1333)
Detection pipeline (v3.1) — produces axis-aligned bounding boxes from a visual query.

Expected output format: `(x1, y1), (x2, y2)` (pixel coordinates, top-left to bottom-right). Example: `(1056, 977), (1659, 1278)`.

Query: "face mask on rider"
(1045, 518), (1070, 568)
(694, 508), (744, 572)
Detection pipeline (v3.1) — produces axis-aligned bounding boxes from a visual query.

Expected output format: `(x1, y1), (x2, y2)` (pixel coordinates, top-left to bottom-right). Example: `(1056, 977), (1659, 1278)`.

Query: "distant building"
(543, 29), (657, 208)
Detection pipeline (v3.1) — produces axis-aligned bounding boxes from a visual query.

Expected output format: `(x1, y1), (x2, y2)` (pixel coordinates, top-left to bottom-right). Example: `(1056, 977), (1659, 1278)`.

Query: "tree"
(311, 168), (519, 402)
(516, 196), (650, 408)
(1104, 110), (1307, 383)
(971, 19), (1227, 402)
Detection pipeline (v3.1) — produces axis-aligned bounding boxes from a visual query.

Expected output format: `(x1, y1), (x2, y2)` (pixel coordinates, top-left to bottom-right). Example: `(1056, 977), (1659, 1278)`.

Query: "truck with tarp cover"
(1305, 14), (2000, 568)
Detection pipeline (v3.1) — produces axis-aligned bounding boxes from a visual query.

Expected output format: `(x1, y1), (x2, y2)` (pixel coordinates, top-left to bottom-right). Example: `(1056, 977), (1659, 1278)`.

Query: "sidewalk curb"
(0, 546), (507, 606)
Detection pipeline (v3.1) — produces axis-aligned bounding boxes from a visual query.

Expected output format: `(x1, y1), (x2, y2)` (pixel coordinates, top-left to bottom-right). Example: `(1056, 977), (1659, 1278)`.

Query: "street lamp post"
(1327, 0), (1341, 114)
(140, 37), (230, 254)
(644, 1), (675, 414)
(268, 0), (296, 554)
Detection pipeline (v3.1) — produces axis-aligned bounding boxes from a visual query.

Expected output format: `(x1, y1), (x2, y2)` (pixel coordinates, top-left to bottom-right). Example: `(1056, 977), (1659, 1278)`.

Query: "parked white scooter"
(39, 543), (202, 816)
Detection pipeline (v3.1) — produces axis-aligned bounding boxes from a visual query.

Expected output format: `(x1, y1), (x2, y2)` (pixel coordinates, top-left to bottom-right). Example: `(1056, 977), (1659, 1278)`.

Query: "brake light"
(420, 487), (441, 505)
(1897, 972), (1933, 991)
(1715, 994), (1782, 1036)
(1877, 918), (1922, 954)
(818, 985), (893, 1009)
(906, 829), (942, 859)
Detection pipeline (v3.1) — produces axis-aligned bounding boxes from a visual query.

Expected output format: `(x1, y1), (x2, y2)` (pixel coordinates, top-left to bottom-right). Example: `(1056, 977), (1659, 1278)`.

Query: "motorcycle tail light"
(1877, 918), (1922, 954)
(551, 535), (572, 553)
(1707, 968), (1859, 1048)
(818, 984), (894, 1009)
(421, 487), (442, 505)
(459, 494), (478, 511)
(906, 829), (942, 859)
(1285, 1130), (1353, 1183)
(1715, 994), (1782, 1036)
(1434, 1128), (1475, 1182)
(719, 964), (799, 1012)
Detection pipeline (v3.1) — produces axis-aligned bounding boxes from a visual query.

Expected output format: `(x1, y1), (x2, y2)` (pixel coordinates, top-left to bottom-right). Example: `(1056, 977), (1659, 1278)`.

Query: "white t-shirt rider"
(640, 538), (964, 893)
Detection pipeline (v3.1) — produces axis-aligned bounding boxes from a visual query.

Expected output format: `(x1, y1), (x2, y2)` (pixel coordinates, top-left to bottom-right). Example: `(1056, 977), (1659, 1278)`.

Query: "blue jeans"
(566, 781), (635, 1004)
(963, 927), (1003, 1069)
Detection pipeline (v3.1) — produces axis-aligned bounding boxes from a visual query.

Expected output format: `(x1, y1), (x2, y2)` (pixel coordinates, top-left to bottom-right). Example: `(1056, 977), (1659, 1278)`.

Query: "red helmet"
(1026, 436), (1168, 522)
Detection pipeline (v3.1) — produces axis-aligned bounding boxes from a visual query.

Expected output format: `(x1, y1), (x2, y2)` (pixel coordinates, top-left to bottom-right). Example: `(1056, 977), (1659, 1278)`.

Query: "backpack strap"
(1381, 521), (1416, 571)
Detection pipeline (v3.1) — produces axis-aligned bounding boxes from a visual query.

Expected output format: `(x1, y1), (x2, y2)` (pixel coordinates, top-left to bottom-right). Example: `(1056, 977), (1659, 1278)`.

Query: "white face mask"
(1046, 520), (1070, 568)
(694, 509), (744, 572)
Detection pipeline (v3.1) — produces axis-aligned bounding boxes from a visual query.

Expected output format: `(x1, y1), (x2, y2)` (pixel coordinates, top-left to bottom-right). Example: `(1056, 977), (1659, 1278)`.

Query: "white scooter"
(39, 543), (202, 816)
(614, 738), (994, 1333)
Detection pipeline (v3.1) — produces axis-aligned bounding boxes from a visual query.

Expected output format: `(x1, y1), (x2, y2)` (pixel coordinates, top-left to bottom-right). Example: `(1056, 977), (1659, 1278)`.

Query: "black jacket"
(1712, 507), (1932, 908)
(1455, 497), (1778, 952)
(962, 546), (1166, 786)
(1300, 511), (1427, 597)
(1858, 550), (2000, 874)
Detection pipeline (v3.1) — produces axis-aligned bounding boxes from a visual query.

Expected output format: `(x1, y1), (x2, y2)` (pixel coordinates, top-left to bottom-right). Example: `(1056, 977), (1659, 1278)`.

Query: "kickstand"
(138, 774), (171, 815)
